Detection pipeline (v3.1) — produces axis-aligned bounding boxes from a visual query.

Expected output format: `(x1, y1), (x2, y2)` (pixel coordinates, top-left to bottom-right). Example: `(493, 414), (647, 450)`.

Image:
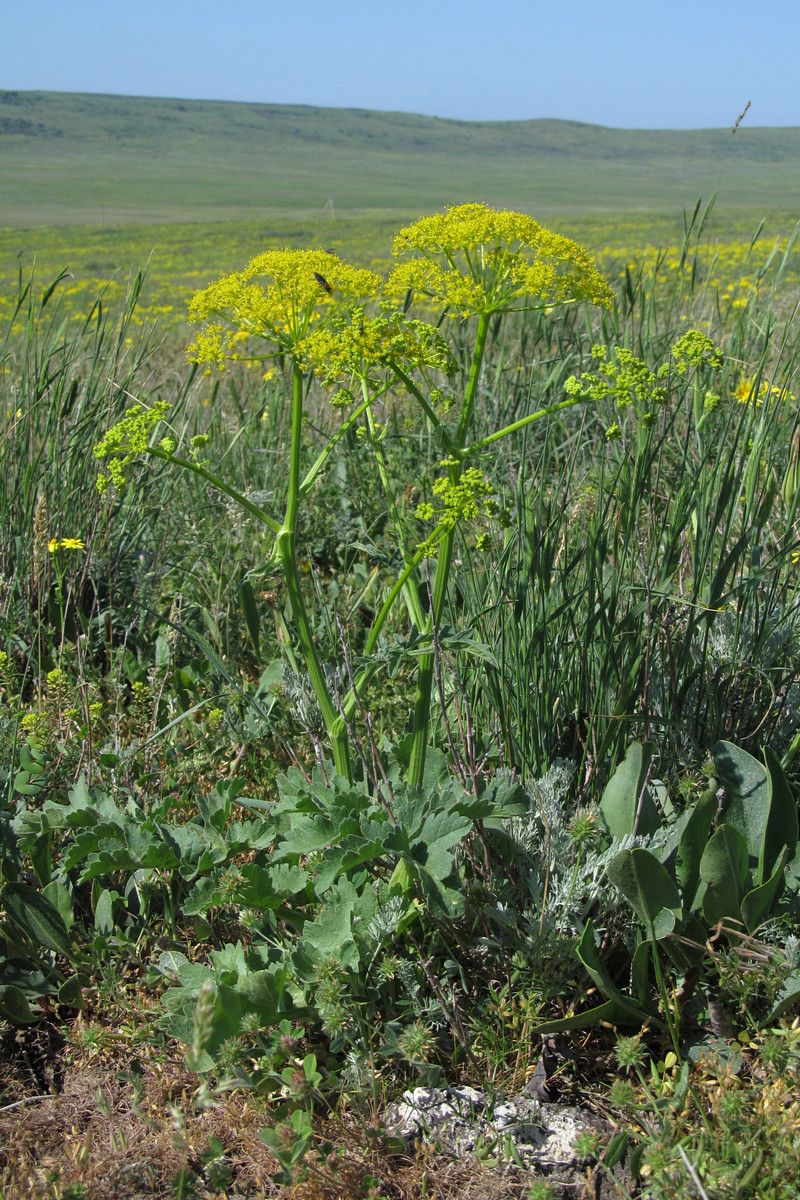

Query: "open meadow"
(2, 96), (800, 1199)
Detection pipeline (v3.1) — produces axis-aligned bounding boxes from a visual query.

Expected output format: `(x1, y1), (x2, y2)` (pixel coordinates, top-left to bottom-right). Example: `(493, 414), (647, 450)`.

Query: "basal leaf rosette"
(387, 203), (614, 318)
(296, 309), (457, 399)
(187, 250), (381, 367)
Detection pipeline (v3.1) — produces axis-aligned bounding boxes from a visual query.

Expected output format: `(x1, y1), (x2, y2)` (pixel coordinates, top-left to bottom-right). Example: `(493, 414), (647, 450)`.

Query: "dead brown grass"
(0, 1015), (587, 1200)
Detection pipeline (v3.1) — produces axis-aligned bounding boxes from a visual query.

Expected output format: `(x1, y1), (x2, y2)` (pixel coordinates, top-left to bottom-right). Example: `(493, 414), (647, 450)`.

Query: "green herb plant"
(534, 740), (800, 1047)
(93, 204), (614, 787)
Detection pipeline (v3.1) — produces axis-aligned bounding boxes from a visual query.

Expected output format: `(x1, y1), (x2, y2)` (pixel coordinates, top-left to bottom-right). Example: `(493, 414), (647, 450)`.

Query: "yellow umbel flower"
(387, 202), (613, 318)
(297, 309), (456, 389)
(187, 250), (381, 366)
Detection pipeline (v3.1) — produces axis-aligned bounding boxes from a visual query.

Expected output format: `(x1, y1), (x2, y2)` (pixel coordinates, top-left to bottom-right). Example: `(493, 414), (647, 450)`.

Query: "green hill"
(2, 90), (799, 225)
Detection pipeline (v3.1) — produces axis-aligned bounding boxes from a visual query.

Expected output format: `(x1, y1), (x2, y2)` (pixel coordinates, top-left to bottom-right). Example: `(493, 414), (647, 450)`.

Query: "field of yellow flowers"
(2, 207), (799, 342)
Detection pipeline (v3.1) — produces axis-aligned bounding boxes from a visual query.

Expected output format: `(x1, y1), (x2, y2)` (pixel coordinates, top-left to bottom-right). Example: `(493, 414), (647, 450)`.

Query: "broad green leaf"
(0, 957), (48, 995)
(531, 999), (642, 1036)
(234, 964), (288, 1023)
(700, 823), (749, 926)
(762, 748), (798, 881)
(58, 975), (86, 1009)
(312, 837), (387, 895)
(574, 919), (650, 1024)
(42, 880), (75, 931)
(298, 878), (359, 968)
(183, 876), (230, 917)
(158, 950), (191, 978)
(1, 882), (74, 958)
(239, 862), (308, 908)
(93, 888), (115, 937)
(388, 858), (416, 897)
(416, 863), (464, 920)
(607, 848), (682, 940)
(599, 742), (661, 839)
(0, 983), (39, 1024)
(29, 833), (52, 888)
(713, 741), (770, 867)
(672, 782), (718, 908)
(741, 845), (791, 932)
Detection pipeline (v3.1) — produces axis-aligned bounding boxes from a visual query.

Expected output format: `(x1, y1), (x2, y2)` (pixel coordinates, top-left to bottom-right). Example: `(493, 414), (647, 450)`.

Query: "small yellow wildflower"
(48, 536), (84, 553)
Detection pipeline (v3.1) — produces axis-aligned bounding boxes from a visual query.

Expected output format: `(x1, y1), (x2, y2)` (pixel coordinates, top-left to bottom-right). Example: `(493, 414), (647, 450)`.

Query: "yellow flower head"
(297, 309), (456, 390)
(187, 250), (381, 365)
(386, 202), (614, 318)
(735, 373), (794, 407)
(47, 537), (85, 553)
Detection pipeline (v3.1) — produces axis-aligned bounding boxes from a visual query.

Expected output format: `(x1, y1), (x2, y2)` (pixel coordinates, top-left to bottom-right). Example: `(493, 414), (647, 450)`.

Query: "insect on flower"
(314, 272), (332, 293)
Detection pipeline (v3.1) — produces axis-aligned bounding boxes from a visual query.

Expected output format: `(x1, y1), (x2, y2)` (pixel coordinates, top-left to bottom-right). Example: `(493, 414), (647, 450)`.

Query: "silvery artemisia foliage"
(502, 760), (666, 956)
(281, 662), (344, 746)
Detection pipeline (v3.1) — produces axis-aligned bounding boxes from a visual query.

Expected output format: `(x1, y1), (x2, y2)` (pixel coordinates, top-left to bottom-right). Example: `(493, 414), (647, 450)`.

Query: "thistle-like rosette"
(187, 250), (382, 366)
(386, 203), (614, 318)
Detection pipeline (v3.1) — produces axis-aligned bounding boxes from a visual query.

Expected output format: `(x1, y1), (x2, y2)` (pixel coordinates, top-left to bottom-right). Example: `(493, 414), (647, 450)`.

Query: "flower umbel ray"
(387, 202), (614, 318)
(187, 249), (381, 366)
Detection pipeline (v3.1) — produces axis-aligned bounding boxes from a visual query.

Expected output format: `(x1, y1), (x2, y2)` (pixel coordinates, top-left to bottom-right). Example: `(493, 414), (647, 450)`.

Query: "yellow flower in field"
(47, 538), (59, 553)
(735, 374), (794, 407)
(187, 249), (381, 365)
(386, 202), (613, 318)
(48, 537), (85, 553)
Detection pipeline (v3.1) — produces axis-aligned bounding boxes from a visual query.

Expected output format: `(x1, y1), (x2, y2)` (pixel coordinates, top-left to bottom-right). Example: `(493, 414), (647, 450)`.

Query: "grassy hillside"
(2, 89), (800, 224)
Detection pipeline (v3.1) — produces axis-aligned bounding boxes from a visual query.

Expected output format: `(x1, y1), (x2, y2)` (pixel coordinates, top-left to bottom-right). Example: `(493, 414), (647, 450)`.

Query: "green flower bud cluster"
(94, 399), (171, 492)
(416, 464), (503, 556)
(567, 344), (669, 411)
(671, 329), (723, 373)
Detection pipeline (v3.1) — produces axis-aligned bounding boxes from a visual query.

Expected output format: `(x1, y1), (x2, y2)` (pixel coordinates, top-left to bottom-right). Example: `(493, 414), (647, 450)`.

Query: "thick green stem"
(407, 312), (491, 787)
(147, 447), (282, 534)
(278, 364), (352, 780)
(462, 393), (588, 456)
(364, 391), (427, 631)
(333, 546), (427, 738)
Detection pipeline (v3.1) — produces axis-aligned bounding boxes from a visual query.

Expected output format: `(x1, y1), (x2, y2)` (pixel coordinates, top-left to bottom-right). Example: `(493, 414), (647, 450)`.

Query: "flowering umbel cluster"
(565, 344), (669, 415)
(387, 202), (615, 317)
(187, 250), (381, 366)
(94, 399), (171, 492)
(297, 309), (456, 393)
(415, 462), (505, 556)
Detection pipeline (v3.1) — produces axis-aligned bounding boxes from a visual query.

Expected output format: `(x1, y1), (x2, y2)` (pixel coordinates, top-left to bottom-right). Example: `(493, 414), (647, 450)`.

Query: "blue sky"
(4, 0), (798, 128)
